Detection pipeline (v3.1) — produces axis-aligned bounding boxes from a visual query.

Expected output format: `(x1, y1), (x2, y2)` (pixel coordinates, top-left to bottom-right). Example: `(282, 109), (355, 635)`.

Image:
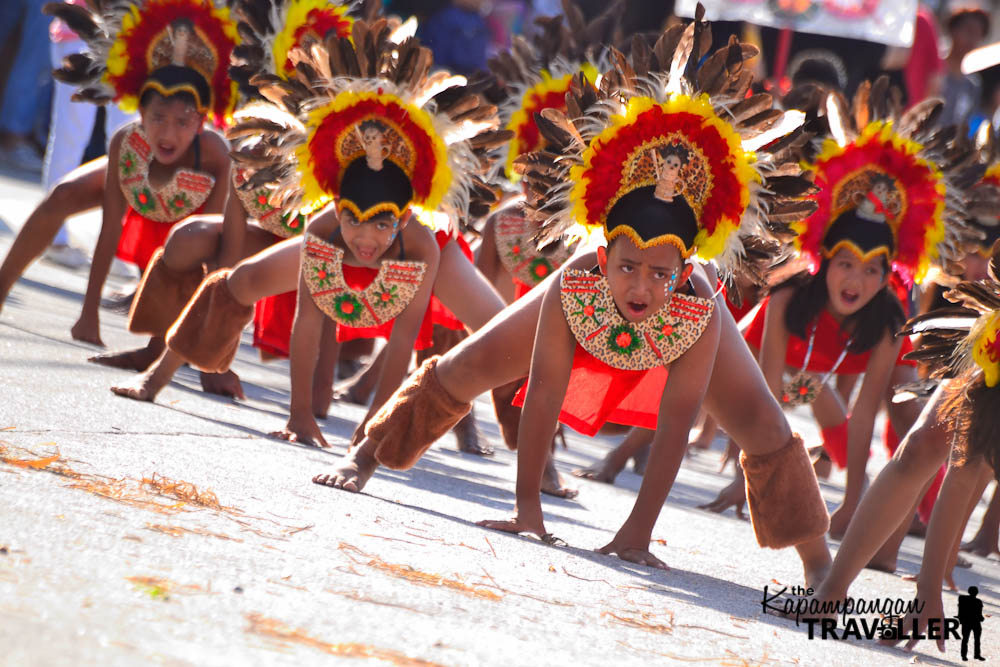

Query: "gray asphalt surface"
(1, 170), (999, 666)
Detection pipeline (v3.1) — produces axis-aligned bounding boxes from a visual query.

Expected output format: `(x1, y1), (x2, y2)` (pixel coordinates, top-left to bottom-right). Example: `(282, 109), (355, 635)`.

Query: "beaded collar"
(560, 269), (714, 371)
(117, 123), (215, 223)
(494, 206), (575, 287)
(231, 168), (306, 238)
(301, 233), (426, 327)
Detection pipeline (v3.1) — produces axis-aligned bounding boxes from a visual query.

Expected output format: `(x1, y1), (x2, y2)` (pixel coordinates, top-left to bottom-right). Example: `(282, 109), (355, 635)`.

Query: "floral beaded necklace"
(560, 268), (714, 371)
(117, 123), (215, 223)
(301, 232), (427, 327)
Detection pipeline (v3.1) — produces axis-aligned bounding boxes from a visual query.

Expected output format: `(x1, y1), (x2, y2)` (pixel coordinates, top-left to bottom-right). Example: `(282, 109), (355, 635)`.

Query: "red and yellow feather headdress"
(227, 19), (509, 227)
(518, 5), (816, 274)
(791, 80), (985, 284)
(46, 0), (240, 126)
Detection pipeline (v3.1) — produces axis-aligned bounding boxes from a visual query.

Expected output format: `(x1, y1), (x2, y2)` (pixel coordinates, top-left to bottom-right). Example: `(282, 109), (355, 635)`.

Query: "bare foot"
(961, 532), (1000, 557)
(452, 413), (494, 456)
(89, 340), (164, 371)
(312, 445), (379, 493)
(542, 456), (578, 499)
(864, 554), (897, 574)
(809, 447), (832, 480)
(596, 533), (669, 570)
(271, 415), (330, 449)
(200, 370), (244, 399)
(631, 443), (650, 475)
(572, 451), (627, 484)
(476, 515), (548, 539)
(906, 514), (927, 538)
(803, 561), (831, 591)
(71, 317), (104, 347)
(110, 370), (164, 402)
(687, 431), (714, 453)
(698, 473), (747, 519)
(332, 382), (369, 406)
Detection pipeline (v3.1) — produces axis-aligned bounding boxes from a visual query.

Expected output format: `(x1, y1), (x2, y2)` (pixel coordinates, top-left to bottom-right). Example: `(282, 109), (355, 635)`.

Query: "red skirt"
(744, 297), (916, 372)
(336, 230), (469, 351)
(512, 343), (667, 437)
(252, 290), (296, 358)
(116, 207), (174, 272)
(513, 277), (533, 300)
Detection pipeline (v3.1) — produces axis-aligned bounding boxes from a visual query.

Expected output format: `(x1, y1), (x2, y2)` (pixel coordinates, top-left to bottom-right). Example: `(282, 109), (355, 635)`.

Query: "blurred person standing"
(903, 3), (944, 107)
(0, 0), (53, 173)
(940, 5), (990, 127)
(42, 0), (137, 269)
(419, 0), (491, 75)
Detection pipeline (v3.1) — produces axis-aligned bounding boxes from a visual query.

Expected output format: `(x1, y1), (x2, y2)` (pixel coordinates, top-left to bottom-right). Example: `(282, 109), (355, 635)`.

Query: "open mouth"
(354, 245), (378, 262)
(157, 144), (177, 160)
(626, 301), (648, 317)
(840, 289), (860, 306)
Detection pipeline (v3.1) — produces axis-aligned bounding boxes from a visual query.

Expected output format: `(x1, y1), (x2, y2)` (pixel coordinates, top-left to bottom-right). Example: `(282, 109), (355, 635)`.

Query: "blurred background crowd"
(1, 0), (998, 263)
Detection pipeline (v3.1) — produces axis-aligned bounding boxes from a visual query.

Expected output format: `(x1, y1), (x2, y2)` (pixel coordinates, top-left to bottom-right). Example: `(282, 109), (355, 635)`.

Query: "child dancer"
(98, 0), (366, 399)
(111, 23), (515, 452)
(0, 0), (238, 352)
(315, 12), (834, 582)
(704, 82), (976, 539)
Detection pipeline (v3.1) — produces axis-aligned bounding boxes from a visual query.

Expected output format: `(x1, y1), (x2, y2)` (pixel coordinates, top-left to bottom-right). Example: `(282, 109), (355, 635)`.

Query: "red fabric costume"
(335, 231), (469, 350)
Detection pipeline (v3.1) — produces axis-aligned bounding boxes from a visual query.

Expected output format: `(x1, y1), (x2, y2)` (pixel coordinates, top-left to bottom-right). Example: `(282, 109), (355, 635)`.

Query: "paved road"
(1, 170), (998, 666)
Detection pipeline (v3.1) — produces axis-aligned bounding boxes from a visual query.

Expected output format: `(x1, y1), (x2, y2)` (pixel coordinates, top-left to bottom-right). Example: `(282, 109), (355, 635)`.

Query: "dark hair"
(657, 142), (690, 164)
(775, 258), (904, 354)
(359, 119), (388, 133)
(339, 158), (413, 215)
(941, 368), (1000, 480)
(870, 173), (896, 190)
(605, 185), (697, 250)
(139, 64), (207, 112)
(948, 8), (990, 37)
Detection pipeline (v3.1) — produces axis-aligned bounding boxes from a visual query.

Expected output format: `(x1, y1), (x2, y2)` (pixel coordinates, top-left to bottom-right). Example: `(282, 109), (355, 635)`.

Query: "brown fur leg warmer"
(741, 433), (830, 548)
(127, 248), (206, 336)
(367, 357), (472, 470)
(490, 379), (524, 450)
(165, 270), (253, 373)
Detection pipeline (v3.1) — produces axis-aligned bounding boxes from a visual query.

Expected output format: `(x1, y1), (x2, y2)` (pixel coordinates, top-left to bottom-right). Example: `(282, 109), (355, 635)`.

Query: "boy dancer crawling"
(315, 11), (833, 582)
(101, 0), (366, 399)
(0, 0), (237, 349)
(112, 24), (515, 451)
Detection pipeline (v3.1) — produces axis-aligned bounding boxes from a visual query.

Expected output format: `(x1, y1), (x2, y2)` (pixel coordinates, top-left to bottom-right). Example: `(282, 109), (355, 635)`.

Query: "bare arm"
(73, 129), (128, 345)
(510, 276), (577, 532)
(600, 273), (721, 567)
(216, 193), (248, 270)
(197, 131), (231, 215)
(757, 288), (793, 397)
(360, 232), (441, 427)
(843, 333), (900, 506)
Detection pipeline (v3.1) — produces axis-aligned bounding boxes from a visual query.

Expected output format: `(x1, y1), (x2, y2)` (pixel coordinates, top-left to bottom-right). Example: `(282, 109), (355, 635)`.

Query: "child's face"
(140, 95), (204, 165)
(664, 154), (682, 176)
(964, 250), (990, 281)
(339, 208), (405, 265)
(598, 237), (691, 323)
(825, 247), (887, 317)
(872, 182), (889, 199)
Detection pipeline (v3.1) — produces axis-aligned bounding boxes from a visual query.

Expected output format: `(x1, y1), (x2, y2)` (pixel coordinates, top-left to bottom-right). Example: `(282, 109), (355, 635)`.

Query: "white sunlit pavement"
(1, 168), (999, 665)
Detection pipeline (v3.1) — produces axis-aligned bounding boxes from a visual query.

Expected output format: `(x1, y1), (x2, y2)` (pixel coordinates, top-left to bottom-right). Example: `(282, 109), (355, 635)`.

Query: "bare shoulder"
(107, 123), (133, 155)
(198, 128), (231, 169)
(305, 205), (339, 238)
(688, 266), (716, 299)
(402, 223), (441, 264)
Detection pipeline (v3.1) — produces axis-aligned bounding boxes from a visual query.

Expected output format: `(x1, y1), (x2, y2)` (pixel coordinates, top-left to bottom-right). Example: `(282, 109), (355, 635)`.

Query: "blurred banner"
(676, 0), (918, 47)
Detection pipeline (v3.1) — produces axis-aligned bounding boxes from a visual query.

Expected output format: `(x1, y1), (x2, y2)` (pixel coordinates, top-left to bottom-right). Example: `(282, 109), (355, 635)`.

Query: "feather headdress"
(227, 16), (510, 228)
(792, 76), (987, 285)
(517, 3), (816, 275)
(43, 0), (240, 126)
(488, 0), (621, 180)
